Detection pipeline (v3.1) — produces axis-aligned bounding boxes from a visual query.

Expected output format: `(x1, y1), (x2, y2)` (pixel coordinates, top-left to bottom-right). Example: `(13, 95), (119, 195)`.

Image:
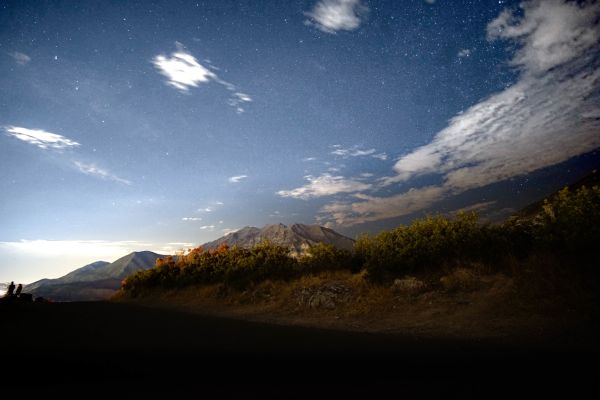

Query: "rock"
(391, 277), (426, 295)
(294, 282), (352, 310)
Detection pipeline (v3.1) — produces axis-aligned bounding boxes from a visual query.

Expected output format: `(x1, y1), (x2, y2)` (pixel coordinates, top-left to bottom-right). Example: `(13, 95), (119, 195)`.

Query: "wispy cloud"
(277, 173), (371, 200)
(182, 217), (202, 221)
(152, 42), (252, 112)
(228, 175), (248, 183)
(74, 161), (131, 185)
(221, 228), (239, 235)
(4, 126), (80, 150)
(331, 145), (375, 157)
(10, 51), (31, 65)
(227, 92), (253, 114)
(451, 201), (497, 214)
(329, 145), (387, 161)
(304, 0), (368, 33)
(457, 48), (471, 58)
(199, 225), (215, 230)
(320, 0), (600, 226)
(197, 207), (213, 212)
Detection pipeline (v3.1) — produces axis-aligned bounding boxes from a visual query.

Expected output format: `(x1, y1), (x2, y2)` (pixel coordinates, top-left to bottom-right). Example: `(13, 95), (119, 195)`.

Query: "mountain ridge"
(25, 251), (165, 301)
(201, 223), (355, 256)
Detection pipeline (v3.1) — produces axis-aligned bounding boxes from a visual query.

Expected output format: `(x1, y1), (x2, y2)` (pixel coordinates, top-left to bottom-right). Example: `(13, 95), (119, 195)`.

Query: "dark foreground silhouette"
(1, 301), (597, 396)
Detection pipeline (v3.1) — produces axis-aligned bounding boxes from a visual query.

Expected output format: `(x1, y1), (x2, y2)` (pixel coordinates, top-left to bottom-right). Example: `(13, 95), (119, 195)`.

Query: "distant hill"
(25, 251), (165, 301)
(517, 169), (600, 219)
(202, 223), (355, 256)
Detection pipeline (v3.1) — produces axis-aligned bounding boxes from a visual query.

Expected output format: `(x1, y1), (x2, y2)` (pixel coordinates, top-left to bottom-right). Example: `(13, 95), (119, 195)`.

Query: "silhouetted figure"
(6, 281), (15, 297)
(15, 284), (22, 296)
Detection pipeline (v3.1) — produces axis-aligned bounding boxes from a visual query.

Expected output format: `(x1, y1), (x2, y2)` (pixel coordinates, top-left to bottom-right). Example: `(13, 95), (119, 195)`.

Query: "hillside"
(202, 223), (354, 256)
(517, 169), (599, 219)
(25, 251), (164, 301)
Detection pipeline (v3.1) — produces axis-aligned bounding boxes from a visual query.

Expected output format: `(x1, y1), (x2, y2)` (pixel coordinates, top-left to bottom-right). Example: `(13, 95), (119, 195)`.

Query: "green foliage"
(122, 241), (299, 295)
(532, 185), (600, 253)
(120, 185), (600, 295)
(298, 243), (355, 273)
(358, 212), (499, 280)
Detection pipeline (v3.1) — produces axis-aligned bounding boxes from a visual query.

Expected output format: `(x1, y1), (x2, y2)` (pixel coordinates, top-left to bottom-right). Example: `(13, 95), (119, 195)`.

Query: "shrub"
(440, 268), (479, 292)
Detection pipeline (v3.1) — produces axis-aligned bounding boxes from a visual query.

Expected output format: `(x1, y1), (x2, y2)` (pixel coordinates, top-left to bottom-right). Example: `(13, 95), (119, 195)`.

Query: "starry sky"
(1, 0), (599, 284)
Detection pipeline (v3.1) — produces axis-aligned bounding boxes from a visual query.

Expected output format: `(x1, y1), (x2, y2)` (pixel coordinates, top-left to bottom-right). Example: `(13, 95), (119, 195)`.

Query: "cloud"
(228, 175), (248, 183)
(221, 228), (239, 235)
(302, 157), (317, 162)
(320, 0), (600, 226)
(277, 173), (371, 200)
(372, 153), (388, 161)
(331, 145), (376, 158)
(4, 126), (80, 150)
(304, 0), (368, 33)
(153, 42), (252, 112)
(74, 161), (131, 185)
(451, 201), (497, 214)
(152, 43), (216, 92)
(486, 0), (600, 75)
(199, 225), (215, 230)
(319, 185), (448, 226)
(457, 49), (471, 58)
(10, 52), (31, 65)
(197, 207), (213, 212)
(182, 217), (202, 221)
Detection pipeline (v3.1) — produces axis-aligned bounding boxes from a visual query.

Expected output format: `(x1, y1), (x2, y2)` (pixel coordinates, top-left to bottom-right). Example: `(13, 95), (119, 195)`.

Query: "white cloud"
(152, 43), (216, 92)
(277, 173), (371, 200)
(227, 91), (253, 114)
(153, 42), (252, 112)
(10, 52), (31, 65)
(222, 228), (239, 235)
(372, 153), (388, 161)
(331, 145), (376, 158)
(228, 175), (248, 183)
(5, 126), (80, 150)
(487, 0), (600, 75)
(74, 161), (131, 185)
(457, 49), (471, 58)
(321, 0), (600, 226)
(199, 225), (215, 230)
(302, 157), (317, 162)
(182, 217), (202, 221)
(304, 0), (368, 33)
(215, 201), (224, 205)
(198, 207), (213, 212)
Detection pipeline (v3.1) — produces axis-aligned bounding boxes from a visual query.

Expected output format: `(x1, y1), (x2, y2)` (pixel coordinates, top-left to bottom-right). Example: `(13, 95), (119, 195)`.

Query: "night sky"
(1, 0), (599, 283)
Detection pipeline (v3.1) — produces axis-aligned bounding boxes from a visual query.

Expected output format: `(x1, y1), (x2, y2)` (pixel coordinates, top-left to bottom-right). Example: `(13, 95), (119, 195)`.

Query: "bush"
(440, 268), (480, 292)
(298, 243), (354, 273)
(358, 212), (500, 281)
(120, 185), (600, 296)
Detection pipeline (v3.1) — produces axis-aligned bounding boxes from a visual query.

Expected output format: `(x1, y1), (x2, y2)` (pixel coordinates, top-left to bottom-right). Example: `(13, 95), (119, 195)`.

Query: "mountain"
(25, 251), (165, 301)
(517, 169), (600, 219)
(202, 223), (355, 256)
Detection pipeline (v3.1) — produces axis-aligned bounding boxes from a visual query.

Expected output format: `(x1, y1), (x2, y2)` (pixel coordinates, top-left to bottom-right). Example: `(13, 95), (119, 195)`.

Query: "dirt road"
(1, 301), (596, 396)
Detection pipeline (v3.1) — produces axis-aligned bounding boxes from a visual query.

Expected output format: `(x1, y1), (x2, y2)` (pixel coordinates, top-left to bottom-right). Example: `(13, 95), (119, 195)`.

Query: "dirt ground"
(119, 271), (600, 349)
